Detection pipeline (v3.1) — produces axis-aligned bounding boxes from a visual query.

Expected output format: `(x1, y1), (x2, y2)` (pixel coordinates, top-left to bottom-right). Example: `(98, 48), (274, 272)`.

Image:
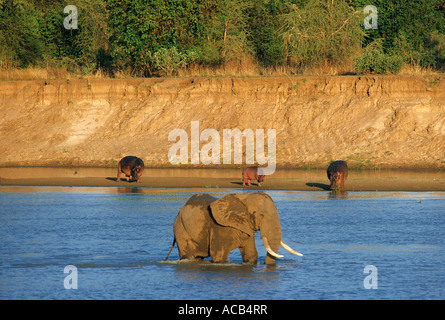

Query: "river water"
(0, 186), (444, 300)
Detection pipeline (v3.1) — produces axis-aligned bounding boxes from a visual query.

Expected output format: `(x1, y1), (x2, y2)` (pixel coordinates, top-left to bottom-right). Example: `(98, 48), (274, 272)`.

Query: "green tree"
(40, 0), (108, 73)
(212, 0), (253, 63)
(0, 0), (109, 73)
(352, 0), (445, 69)
(282, 0), (365, 69)
(107, 0), (211, 75)
(0, 0), (43, 68)
(247, 0), (290, 67)
(2, 0), (444, 76)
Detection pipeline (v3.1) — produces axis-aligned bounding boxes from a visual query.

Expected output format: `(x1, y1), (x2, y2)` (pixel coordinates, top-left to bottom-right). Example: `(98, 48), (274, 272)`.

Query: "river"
(0, 186), (444, 300)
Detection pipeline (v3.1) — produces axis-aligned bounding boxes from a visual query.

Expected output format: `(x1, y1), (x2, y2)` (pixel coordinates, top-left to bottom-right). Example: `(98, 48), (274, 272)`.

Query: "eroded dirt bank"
(0, 76), (444, 169)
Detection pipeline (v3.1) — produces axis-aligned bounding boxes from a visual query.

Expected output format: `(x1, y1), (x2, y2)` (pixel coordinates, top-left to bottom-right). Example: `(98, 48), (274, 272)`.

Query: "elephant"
(165, 192), (302, 264)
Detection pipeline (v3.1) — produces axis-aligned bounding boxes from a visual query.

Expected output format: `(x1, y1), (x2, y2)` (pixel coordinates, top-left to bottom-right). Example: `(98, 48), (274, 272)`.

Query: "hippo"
(327, 160), (348, 190)
(242, 166), (265, 187)
(117, 156), (145, 182)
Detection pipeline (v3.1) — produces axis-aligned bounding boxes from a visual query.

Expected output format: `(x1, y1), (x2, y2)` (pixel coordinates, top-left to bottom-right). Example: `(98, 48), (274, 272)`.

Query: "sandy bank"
(1, 167), (444, 191)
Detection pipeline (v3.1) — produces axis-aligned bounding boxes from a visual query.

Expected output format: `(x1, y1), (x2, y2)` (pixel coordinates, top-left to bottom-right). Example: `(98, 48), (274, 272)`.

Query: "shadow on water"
(231, 181), (262, 187)
(306, 182), (348, 198)
(106, 177), (140, 183)
(98, 180), (146, 193)
(306, 182), (330, 190)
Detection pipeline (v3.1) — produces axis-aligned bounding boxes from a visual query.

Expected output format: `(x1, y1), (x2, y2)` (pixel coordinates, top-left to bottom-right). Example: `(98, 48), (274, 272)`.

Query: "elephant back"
(179, 194), (216, 243)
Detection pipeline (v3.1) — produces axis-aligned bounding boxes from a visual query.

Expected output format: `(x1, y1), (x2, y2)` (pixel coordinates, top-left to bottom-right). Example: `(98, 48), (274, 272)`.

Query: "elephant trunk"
(260, 214), (283, 264)
(262, 236), (283, 263)
(260, 212), (303, 264)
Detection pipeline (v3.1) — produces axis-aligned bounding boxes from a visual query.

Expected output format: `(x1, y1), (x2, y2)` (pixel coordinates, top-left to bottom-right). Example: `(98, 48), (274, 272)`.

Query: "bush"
(354, 41), (404, 74)
(147, 47), (199, 76)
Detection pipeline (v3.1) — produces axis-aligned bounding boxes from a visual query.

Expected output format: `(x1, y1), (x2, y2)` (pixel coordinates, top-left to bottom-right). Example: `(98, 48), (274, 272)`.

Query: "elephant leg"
(239, 237), (258, 264)
(174, 215), (207, 260)
(209, 228), (234, 263)
(210, 248), (231, 263)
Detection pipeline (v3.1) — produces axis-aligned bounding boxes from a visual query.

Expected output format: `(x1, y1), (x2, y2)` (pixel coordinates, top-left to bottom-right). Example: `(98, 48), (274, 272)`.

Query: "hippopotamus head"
(131, 165), (144, 181)
(257, 175), (265, 183)
(329, 172), (343, 188)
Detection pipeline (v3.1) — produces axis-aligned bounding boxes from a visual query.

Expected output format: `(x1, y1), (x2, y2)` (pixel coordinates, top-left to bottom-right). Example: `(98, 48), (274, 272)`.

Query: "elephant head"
(209, 193), (302, 264)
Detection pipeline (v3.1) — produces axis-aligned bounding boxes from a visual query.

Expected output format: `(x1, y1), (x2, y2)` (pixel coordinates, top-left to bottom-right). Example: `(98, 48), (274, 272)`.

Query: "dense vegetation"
(0, 0), (444, 77)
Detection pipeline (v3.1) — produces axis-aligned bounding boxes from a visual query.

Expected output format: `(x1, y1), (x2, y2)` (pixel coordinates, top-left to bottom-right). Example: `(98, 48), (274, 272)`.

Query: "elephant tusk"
(263, 237), (284, 258)
(280, 240), (303, 257)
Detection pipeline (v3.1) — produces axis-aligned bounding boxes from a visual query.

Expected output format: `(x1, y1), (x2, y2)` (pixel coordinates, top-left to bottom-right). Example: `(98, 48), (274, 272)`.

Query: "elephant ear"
(210, 195), (254, 236)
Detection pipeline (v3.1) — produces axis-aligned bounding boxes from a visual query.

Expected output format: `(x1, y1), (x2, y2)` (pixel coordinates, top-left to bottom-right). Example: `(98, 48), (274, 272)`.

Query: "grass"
(0, 58), (443, 81)
(0, 54), (357, 80)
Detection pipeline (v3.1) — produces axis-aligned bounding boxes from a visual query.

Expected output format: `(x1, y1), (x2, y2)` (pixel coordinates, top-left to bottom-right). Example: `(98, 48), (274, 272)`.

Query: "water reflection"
(169, 261), (280, 297)
(328, 191), (348, 199)
(117, 187), (144, 193)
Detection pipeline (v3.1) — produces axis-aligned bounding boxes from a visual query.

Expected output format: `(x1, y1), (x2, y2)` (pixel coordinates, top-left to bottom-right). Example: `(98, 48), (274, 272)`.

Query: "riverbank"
(0, 76), (444, 169)
(1, 167), (444, 191)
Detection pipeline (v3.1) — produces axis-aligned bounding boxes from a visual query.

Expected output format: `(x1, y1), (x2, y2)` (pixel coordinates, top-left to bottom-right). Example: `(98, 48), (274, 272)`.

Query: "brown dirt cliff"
(0, 76), (444, 169)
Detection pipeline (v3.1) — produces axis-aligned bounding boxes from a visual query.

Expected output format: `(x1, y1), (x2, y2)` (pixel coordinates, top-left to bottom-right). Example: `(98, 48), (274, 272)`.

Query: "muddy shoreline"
(1, 167), (444, 191)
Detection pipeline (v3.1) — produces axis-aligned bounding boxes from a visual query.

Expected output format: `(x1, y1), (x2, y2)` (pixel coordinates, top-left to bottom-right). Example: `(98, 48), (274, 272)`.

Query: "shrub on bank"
(354, 41), (404, 74)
